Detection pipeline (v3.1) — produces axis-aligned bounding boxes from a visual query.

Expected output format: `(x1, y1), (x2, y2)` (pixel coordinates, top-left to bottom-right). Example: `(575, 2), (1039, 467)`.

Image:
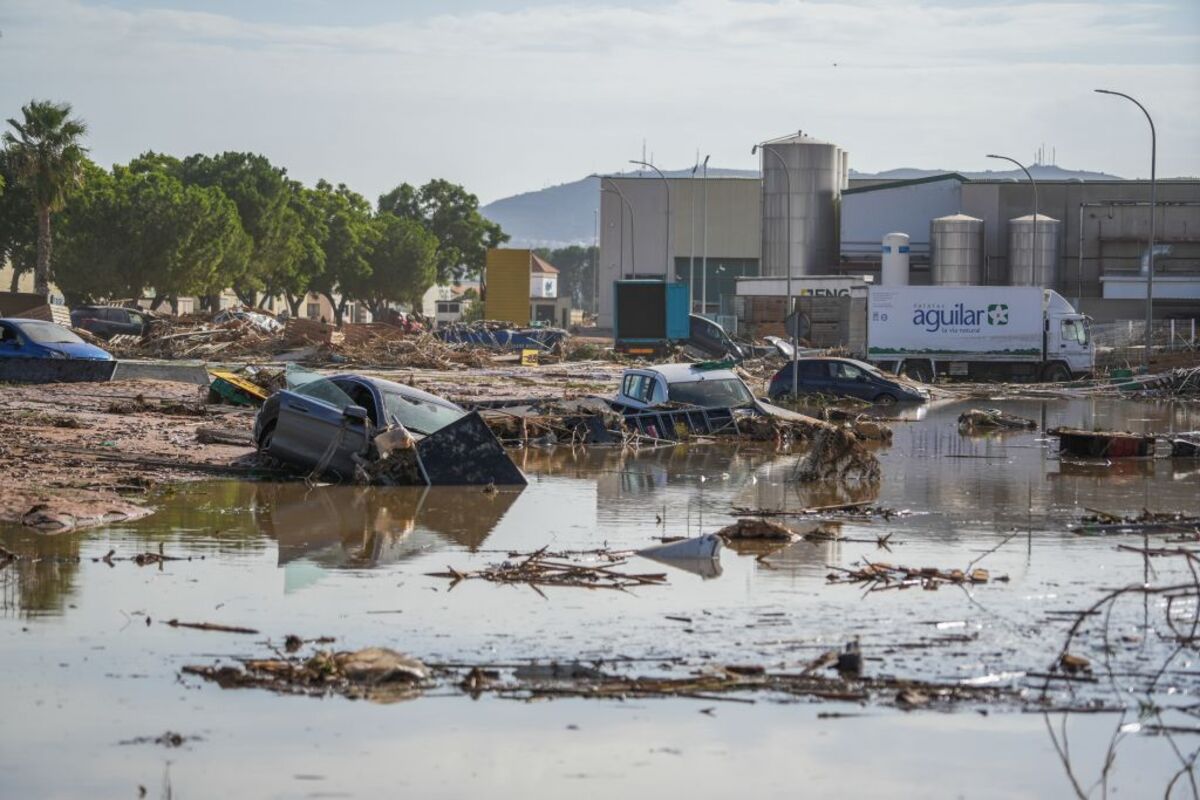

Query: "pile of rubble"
(105, 310), (285, 360)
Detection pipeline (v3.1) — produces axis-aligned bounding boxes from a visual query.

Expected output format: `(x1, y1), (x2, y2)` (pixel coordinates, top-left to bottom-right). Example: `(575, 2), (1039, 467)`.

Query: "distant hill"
(481, 165), (1124, 248)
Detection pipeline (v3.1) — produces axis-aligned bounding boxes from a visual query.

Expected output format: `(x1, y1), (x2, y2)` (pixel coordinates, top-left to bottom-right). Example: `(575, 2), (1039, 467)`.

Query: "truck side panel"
(867, 286), (1045, 359)
(614, 281), (668, 351)
(665, 283), (690, 340)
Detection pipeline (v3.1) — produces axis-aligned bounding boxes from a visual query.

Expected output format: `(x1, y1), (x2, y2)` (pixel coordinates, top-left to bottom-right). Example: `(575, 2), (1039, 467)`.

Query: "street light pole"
(690, 158), (698, 311)
(987, 154), (1039, 286)
(592, 208), (599, 315)
(754, 142), (796, 399)
(598, 177), (636, 278)
(701, 155), (710, 316)
(1096, 89), (1157, 370)
(630, 160), (672, 280)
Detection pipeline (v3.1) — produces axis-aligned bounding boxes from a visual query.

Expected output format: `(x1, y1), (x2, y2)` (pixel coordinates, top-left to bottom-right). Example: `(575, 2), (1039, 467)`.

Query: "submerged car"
(253, 372), (526, 486)
(768, 357), (927, 404)
(614, 363), (757, 411)
(69, 306), (151, 339)
(0, 318), (114, 360)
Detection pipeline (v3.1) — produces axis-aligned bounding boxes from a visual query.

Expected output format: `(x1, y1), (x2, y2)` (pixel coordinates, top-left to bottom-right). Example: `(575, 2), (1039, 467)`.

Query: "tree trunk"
(285, 292), (304, 318)
(9, 268), (20, 293)
(35, 206), (51, 298)
(320, 292), (343, 326)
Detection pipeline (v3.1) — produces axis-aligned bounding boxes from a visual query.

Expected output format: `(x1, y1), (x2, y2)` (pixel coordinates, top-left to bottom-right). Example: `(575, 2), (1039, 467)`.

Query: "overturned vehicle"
(253, 371), (526, 486)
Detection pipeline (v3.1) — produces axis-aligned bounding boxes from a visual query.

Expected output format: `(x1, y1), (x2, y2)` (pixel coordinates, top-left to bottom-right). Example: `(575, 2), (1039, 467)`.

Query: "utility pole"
(689, 156), (698, 311)
(629, 160), (671, 280)
(701, 155), (710, 316)
(987, 154), (1039, 285)
(1096, 89), (1157, 370)
(754, 142), (796, 399)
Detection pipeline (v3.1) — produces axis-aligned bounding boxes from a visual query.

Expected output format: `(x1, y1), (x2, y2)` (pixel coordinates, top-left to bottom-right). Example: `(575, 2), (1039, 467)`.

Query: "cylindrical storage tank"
(760, 134), (843, 279)
(1008, 214), (1060, 287)
(929, 214), (985, 285)
(881, 232), (910, 286)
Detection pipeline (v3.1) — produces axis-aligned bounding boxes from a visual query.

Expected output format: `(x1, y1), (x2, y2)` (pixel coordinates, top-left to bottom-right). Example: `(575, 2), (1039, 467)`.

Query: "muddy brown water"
(2, 397), (1198, 798)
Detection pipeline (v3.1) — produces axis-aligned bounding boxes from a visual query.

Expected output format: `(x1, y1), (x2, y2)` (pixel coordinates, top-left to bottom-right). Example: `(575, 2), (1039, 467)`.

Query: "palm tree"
(2, 100), (88, 297)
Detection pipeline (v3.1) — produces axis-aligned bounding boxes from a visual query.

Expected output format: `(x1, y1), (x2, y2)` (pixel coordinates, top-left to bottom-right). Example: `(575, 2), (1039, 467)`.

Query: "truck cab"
(1043, 292), (1094, 381)
(614, 363), (758, 411)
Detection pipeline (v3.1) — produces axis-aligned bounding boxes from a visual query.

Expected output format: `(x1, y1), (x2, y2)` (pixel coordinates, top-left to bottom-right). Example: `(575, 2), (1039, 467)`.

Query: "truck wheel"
(902, 361), (933, 383)
(1041, 362), (1071, 383)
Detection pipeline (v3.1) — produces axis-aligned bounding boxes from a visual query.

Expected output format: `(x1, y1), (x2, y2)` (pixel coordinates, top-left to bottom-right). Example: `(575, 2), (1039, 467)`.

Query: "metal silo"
(1008, 214), (1060, 287)
(881, 232), (910, 286)
(929, 214), (985, 285)
(759, 133), (843, 278)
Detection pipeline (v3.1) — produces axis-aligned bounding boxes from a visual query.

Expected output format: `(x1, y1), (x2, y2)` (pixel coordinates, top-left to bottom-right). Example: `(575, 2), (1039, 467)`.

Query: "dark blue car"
(0, 318), (113, 360)
(768, 357), (928, 405)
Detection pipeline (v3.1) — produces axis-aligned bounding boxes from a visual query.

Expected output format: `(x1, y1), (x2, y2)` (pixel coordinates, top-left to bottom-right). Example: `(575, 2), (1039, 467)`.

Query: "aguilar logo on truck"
(913, 302), (1009, 332)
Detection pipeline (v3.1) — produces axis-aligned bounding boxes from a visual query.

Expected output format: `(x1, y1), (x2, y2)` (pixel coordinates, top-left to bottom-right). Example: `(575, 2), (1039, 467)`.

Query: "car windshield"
(667, 377), (753, 407)
(846, 358), (885, 377)
(286, 366), (357, 411)
(19, 322), (85, 345)
(382, 390), (465, 435)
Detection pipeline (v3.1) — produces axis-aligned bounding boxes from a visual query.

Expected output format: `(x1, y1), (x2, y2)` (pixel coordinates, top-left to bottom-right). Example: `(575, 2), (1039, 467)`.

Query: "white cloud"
(0, 0), (1196, 201)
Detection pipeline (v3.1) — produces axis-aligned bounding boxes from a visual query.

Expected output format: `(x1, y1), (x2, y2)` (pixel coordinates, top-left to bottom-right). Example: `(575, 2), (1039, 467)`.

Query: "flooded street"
(3, 396), (1198, 798)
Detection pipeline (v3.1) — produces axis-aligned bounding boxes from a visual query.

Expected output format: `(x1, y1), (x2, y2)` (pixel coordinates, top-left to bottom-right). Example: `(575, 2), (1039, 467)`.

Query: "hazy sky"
(2, 0), (1197, 204)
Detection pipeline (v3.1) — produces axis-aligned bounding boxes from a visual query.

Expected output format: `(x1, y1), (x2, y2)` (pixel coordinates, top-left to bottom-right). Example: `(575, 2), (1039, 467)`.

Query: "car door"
(0, 321), (26, 358)
(831, 361), (872, 400)
(270, 377), (371, 480)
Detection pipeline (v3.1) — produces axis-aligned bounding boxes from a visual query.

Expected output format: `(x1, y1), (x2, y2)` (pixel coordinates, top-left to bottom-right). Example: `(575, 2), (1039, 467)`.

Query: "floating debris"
(826, 560), (1001, 590)
(1050, 427), (1155, 458)
(1071, 509), (1200, 537)
(957, 408), (1037, 433)
(426, 547), (669, 594)
(183, 648), (430, 703)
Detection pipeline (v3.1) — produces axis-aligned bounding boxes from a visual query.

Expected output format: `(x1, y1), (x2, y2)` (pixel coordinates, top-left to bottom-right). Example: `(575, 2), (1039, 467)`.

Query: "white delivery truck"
(863, 286), (1093, 383)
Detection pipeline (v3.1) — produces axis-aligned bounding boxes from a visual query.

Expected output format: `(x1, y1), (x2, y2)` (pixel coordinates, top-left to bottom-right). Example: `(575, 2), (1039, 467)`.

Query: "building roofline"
(844, 173), (969, 195)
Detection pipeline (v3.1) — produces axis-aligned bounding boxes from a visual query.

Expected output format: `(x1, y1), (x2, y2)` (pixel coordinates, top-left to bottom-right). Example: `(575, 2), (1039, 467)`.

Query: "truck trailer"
(864, 286), (1093, 382)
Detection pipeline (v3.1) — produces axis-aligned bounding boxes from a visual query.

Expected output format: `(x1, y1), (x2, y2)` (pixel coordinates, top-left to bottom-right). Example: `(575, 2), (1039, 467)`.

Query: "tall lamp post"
(701, 155), (710, 316)
(753, 142), (796, 399)
(629, 160), (672, 280)
(597, 176), (636, 278)
(987, 153), (1039, 286)
(689, 158), (699, 311)
(1096, 89), (1157, 370)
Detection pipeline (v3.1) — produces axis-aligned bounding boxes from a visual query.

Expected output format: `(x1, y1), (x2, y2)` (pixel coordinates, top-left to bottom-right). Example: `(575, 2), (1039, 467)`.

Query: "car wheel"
(1041, 362), (1071, 383)
(874, 393), (897, 406)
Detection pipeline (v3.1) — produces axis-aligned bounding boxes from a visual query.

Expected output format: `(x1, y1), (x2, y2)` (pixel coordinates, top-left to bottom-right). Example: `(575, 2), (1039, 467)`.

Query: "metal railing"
(1091, 318), (1198, 368)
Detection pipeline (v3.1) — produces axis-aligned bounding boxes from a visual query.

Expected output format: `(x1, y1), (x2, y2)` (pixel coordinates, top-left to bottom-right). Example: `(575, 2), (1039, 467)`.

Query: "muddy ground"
(0, 379), (258, 531)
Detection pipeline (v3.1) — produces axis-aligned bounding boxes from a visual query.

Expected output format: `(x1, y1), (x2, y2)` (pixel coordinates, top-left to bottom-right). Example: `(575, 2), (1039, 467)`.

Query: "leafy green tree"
(177, 152), (316, 308)
(378, 179), (507, 283)
(0, 149), (38, 291)
(352, 214), (437, 319)
(2, 100), (89, 296)
(303, 180), (376, 324)
(54, 162), (251, 309)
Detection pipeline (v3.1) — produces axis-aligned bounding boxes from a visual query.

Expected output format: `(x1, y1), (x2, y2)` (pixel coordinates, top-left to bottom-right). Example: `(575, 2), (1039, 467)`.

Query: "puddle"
(2, 397), (1197, 797)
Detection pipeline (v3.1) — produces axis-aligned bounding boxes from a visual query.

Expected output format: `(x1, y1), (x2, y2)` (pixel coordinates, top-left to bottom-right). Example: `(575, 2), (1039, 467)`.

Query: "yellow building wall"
(484, 249), (531, 325)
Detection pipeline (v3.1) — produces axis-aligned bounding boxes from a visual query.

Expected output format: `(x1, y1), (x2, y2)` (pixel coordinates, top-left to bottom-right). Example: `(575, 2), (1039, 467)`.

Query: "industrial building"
(596, 134), (1200, 331)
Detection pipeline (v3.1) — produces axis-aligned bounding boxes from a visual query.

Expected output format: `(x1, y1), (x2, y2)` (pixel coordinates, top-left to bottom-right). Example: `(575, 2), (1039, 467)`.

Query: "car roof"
(626, 363), (740, 383)
(331, 374), (464, 410)
(3, 318), (67, 330)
